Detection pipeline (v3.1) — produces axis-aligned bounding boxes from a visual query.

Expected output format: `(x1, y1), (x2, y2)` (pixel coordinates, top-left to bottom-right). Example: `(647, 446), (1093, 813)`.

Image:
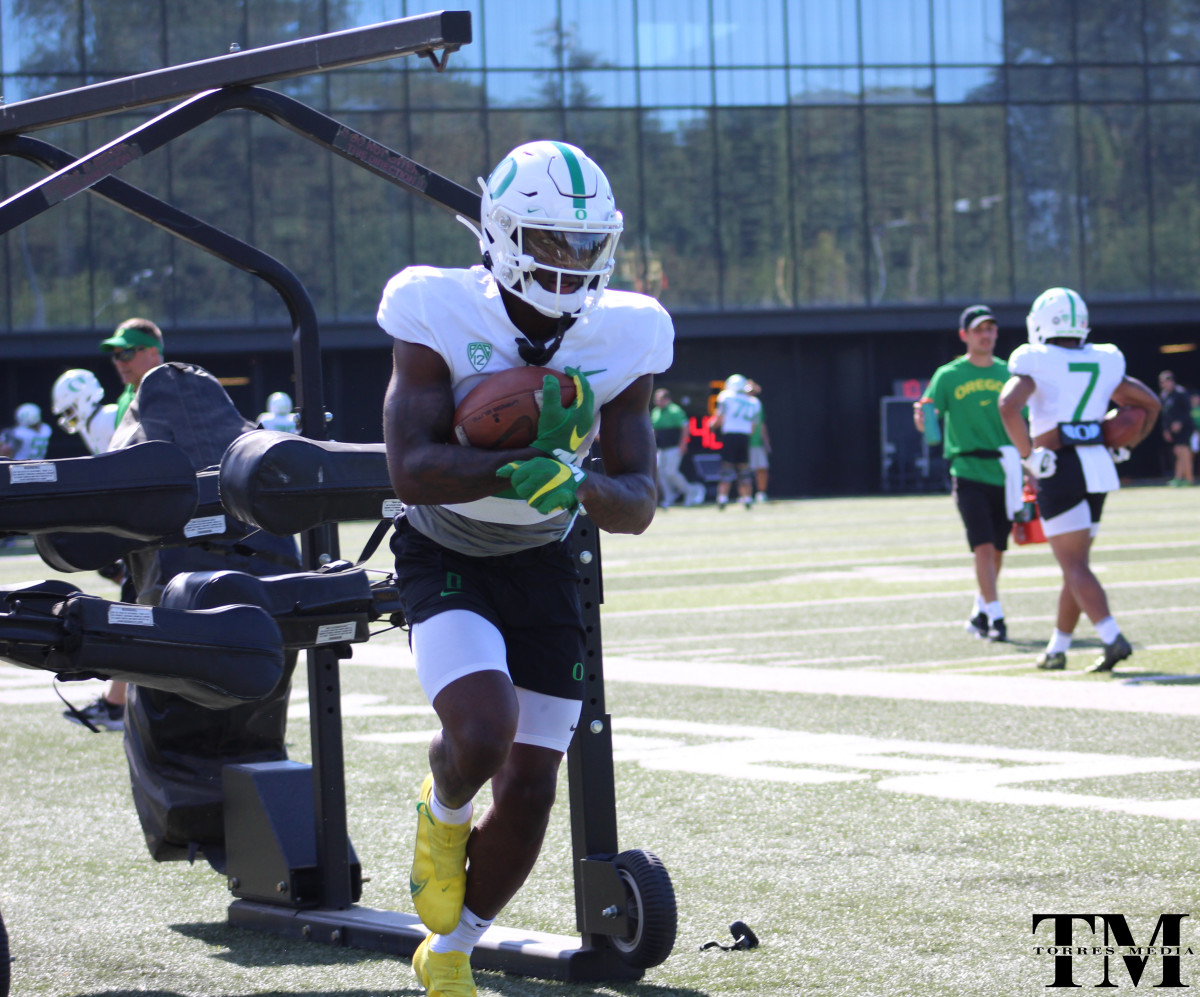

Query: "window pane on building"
(786, 0), (858, 67)
(935, 67), (1005, 103)
(937, 105), (1011, 302)
(1076, 0), (1146, 63)
(932, 0), (1003, 65)
(860, 0), (930, 66)
(864, 107), (936, 303)
(1078, 105), (1149, 297)
(716, 108), (791, 308)
(1005, 0), (1073, 64)
(640, 109), (718, 310)
(1007, 103), (1080, 300)
(1150, 103), (1200, 296)
(712, 0), (785, 67)
(561, 0), (637, 68)
(790, 106), (865, 305)
(637, 0), (712, 69)
(1145, 0), (1200, 62)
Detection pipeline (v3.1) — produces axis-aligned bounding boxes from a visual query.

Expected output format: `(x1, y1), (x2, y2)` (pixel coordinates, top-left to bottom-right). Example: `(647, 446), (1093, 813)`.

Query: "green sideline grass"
(1, 485), (1198, 996)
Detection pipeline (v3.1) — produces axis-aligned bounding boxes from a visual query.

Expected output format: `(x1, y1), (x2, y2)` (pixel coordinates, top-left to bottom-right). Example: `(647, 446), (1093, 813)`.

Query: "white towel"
(1078, 444), (1120, 495)
(998, 445), (1024, 520)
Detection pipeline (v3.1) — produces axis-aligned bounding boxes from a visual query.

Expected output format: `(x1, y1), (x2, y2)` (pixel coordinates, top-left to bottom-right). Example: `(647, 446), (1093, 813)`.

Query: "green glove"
(497, 456), (587, 515)
(531, 367), (594, 457)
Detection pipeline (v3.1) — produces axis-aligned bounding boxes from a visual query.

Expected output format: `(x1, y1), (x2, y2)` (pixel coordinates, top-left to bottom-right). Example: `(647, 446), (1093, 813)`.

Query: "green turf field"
(2, 485), (1198, 996)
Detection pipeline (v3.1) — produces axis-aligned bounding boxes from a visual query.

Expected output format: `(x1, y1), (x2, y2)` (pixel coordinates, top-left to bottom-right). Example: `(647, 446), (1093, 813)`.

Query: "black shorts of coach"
(952, 475), (1011, 552)
(1034, 447), (1107, 524)
(389, 516), (587, 701)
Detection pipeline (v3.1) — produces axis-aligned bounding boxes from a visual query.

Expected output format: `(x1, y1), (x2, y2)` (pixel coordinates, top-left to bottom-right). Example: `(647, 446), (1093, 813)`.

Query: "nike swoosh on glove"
(497, 456), (588, 514)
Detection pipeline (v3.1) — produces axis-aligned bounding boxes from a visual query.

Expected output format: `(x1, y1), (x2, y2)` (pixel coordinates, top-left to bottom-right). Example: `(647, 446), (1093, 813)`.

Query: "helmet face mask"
(466, 140), (623, 319)
(1026, 287), (1090, 345)
(51, 370), (104, 434)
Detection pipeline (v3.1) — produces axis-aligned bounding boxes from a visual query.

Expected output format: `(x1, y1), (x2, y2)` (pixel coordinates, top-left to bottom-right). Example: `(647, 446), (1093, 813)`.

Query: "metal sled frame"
(0, 12), (670, 982)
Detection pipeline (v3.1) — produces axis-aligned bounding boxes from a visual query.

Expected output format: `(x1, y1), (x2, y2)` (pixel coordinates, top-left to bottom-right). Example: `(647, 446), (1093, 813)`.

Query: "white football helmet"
(267, 391), (293, 415)
(724, 374), (748, 394)
(51, 369), (105, 434)
(459, 140), (623, 319)
(1026, 287), (1089, 345)
(15, 402), (41, 427)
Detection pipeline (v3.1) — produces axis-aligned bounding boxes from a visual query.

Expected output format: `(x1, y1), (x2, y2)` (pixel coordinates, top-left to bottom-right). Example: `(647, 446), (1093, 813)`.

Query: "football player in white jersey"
(378, 140), (673, 996)
(52, 368), (118, 455)
(0, 402), (52, 460)
(711, 373), (763, 509)
(998, 288), (1159, 673)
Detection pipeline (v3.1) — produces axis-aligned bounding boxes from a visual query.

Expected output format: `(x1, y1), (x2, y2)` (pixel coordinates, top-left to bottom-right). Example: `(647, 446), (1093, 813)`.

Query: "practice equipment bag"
(220, 430), (395, 535)
(0, 441), (196, 538)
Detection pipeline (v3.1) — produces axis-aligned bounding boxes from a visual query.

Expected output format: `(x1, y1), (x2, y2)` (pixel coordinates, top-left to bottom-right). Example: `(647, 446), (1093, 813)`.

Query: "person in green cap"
(914, 304), (1014, 644)
(101, 317), (165, 430)
(62, 317), (165, 732)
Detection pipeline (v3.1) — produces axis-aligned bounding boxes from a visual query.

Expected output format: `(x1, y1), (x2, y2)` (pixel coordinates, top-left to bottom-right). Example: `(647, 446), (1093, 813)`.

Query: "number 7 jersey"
(1007, 341), (1126, 439)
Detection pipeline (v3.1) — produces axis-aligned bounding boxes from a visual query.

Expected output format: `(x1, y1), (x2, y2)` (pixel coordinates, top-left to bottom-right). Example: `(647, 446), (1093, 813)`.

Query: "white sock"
(717, 495), (728, 505)
(429, 781), (472, 826)
(984, 601), (1003, 623)
(1047, 629), (1073, 654)
(972, 594), (985, 616)
(430, 905), (493, 955)
(1095, 616), (1121, 645)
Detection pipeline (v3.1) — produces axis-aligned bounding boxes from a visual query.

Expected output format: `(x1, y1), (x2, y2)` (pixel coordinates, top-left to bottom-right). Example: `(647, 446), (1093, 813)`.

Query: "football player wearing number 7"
(378, 141), (673, 996)
(998, 288), (1159, 674)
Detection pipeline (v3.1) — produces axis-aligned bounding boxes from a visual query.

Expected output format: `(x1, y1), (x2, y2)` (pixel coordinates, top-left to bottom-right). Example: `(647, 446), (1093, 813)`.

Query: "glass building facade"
(2, 0), (1200, 341)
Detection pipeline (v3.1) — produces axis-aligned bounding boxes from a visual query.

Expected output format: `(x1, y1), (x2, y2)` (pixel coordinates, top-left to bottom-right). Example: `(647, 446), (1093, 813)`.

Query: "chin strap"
(515, 314), (572, 367)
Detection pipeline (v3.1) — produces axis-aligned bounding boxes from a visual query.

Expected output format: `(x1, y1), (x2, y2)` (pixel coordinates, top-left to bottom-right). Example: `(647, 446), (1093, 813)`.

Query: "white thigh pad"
(410, 609), (509, 703)
(513, 686), (582, 754)
(1042, 500), (1093, 538)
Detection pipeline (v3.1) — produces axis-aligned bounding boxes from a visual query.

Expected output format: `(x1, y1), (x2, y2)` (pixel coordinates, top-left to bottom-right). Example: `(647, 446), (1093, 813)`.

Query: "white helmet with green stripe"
(466, 140), (623, 318)
(1026, 287), (1090, 345)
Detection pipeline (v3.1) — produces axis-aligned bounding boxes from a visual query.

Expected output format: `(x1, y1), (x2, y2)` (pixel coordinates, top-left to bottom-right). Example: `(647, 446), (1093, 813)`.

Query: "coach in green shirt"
(914, 304), (1013, 644)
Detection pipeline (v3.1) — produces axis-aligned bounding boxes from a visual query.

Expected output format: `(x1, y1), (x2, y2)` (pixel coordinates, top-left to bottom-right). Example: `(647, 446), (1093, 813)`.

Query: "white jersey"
(377, 265), (674, 546)
(257, 412), (299, 433)
(1009, 341), (1126, 493)
(716, 390), (761, 436)
(3, 422), (51, 460)
(79, 404), (117, 454)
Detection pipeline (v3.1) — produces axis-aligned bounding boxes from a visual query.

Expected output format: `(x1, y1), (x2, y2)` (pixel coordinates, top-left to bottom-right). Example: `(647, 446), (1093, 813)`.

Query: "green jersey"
(925, 355), (1010, 487)
(750, 403), (766, 447)
(651, 401), (688, 448)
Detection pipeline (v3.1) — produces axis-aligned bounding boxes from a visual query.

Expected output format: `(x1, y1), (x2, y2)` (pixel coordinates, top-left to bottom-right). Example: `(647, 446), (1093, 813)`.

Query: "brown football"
(1102, 406), (1147, 449)
(452, 366), (575, 450)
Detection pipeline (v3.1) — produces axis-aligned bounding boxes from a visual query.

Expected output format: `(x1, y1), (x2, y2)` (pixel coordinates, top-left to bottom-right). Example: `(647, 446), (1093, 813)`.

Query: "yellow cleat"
(410, 774), (471, 935)
(412, 935), (477, 997)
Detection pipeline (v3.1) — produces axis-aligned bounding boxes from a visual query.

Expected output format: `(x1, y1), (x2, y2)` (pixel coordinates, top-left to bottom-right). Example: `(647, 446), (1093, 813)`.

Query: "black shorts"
(720, 433), (750, 466)
(1035, 447), (1107, 523)
(952, 475), (1011, 552)
(389, 518), (586, 700)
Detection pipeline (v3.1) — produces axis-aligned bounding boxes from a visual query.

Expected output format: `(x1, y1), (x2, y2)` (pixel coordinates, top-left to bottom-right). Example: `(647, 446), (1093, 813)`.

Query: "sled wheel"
(610, 849), (677, 969)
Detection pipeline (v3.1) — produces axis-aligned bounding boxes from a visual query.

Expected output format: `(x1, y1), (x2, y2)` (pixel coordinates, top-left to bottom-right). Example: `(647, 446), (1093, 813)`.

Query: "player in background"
(0, 402), (52, 460)
(711, 373), (762, 510)
(256, 391), (300, 433)
(914, 305), (1017, 643)
(52, 369), (118, 455)
(378, 140), (672, 997)
(650, 387), (691, 508)
(745, 379), (772, 503)
(998, 288), (1159, 673)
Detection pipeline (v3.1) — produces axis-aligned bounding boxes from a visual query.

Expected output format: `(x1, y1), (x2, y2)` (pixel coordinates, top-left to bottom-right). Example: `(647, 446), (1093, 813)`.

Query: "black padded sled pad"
(161, 567), (374, 649)
(219, 430), (396, 535)
(0, 441), (196, 539)
(35, 466), (253, 572)
(0, 584), (284, 709)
